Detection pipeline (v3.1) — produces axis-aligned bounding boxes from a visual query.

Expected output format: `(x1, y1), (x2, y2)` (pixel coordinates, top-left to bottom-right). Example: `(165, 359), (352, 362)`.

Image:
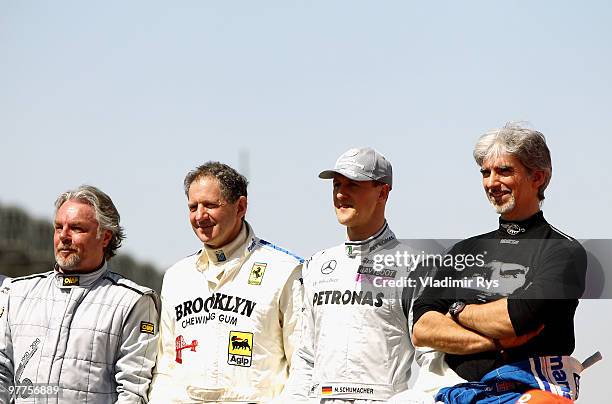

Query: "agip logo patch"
(227, 331), (253, 367)
(248, 262), (267, 285)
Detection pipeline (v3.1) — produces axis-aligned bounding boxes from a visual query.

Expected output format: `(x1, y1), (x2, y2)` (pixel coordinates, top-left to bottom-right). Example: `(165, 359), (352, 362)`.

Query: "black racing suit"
(412, 211), (587, 381)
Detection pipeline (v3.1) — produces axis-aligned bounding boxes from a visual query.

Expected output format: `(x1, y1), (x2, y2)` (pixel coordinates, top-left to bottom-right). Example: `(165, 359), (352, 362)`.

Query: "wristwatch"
(449, 300), (466, 319)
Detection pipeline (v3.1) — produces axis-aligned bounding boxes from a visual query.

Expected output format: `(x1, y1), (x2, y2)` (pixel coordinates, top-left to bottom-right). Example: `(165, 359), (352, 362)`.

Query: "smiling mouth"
(489, 190), (510, 199)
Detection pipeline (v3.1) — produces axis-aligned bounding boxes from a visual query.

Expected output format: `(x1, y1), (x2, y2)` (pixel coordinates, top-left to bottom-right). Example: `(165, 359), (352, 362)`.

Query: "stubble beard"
(488, 193), (516, 215)
(55, 251), (81, 271)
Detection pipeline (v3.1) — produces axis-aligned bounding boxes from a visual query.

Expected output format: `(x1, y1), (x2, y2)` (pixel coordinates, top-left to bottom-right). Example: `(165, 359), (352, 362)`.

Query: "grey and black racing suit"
(0, 262), (159, 403)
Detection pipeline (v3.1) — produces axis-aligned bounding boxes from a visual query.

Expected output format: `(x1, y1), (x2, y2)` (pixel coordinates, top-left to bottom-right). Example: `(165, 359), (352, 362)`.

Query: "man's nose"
(486, 172), (500, 188)
(59, 227), (71, 242)
(335, 187), (348, 200)
(195, 205), (209, 222)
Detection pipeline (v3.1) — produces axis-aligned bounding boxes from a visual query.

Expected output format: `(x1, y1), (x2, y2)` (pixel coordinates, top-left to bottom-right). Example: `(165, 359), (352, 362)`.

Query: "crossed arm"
(412, 298), (542, 355)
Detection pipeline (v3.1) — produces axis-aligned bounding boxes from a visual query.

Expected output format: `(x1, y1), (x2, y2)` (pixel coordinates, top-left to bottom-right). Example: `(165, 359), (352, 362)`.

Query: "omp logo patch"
(227, 331), (253, 367)
(140, 321), (155, 334)
(62, 276), (79, 286)
(248, 263), (267, 285)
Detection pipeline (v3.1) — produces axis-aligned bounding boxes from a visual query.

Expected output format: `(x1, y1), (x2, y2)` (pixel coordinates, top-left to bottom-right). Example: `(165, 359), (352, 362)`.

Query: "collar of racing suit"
(196, 221), (258, 271)
(196, 222), (259, 290)
(498, 210), (546, 236)
(343, 221), (396, 257)
(199, 221), (249, 265)
(53, 261), (108, 289)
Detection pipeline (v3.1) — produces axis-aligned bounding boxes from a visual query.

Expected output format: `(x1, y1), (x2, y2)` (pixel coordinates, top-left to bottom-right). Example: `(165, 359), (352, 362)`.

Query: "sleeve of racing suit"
(507, 239), (587, 336)
(147, 291), (179, 403)
(412, 276), (454, 327)
(0, 288), (14, 403)
(283, 259), (314, 402)
(115, 292), (160, 403)
(279, 263), (304, 369)
(412, 243), (461, 327)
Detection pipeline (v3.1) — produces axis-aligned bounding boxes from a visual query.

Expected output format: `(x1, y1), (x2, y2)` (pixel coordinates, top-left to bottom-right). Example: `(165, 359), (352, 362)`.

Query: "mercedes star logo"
(321, 260), (337, 274)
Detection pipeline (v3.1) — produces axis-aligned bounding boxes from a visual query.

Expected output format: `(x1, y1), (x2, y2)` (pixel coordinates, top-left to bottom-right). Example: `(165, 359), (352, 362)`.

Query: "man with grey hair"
(148, 162), (303, 403)
(0, 185), (159, 403)
(411, 123), (587, 402)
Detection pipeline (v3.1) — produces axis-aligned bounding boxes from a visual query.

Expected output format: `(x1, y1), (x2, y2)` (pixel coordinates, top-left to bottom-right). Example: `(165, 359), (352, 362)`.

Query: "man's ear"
(378, 184), (391, 202)
(236, 196), (248, 219)
(101, 229), (113, 248)
(531, 170), (546, 190)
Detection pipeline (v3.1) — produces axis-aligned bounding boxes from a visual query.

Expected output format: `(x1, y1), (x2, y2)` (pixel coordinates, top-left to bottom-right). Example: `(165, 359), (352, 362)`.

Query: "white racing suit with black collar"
(0, 262), (160, 403)
(148, 222), (303, 403)
(286, 222), (428, 403)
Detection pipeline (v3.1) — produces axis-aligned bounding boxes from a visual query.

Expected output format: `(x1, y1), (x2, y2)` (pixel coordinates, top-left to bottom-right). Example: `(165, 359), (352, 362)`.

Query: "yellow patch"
(140, 321), (155, 335)
(62, 276), (79, 287)
(227, 331), (253, 367)
(248, 262), (267, 285)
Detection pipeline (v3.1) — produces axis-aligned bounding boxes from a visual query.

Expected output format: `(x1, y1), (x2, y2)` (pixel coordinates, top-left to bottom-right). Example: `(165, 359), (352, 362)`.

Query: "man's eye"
(188, 205), (197, 212)
(481, 171), (490, 178)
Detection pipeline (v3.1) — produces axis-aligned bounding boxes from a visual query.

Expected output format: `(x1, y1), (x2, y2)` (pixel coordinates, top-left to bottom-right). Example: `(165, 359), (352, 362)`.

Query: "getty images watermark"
(355, 239), (609, 299)
(369, 249), (497, 290)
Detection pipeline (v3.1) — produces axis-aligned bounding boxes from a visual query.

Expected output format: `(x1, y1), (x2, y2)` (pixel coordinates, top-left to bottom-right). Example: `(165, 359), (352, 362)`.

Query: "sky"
(1, 1), (611, 401)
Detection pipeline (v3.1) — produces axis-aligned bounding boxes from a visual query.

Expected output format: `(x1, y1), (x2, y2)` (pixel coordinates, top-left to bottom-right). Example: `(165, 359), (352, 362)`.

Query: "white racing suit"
(0, 262), (160, 403)
(148, 222), (303, 403)
(286, 222), (427, 403)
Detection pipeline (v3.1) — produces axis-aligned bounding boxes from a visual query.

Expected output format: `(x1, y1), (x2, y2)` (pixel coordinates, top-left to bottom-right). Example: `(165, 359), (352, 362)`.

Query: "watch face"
(450, 301), (465, 317)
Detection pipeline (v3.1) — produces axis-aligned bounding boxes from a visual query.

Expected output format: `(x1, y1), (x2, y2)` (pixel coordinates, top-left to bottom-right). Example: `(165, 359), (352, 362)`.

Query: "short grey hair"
(183, 161), (248, 203)
(473, 122), (552, 201)
(54, 185), (125, 260)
